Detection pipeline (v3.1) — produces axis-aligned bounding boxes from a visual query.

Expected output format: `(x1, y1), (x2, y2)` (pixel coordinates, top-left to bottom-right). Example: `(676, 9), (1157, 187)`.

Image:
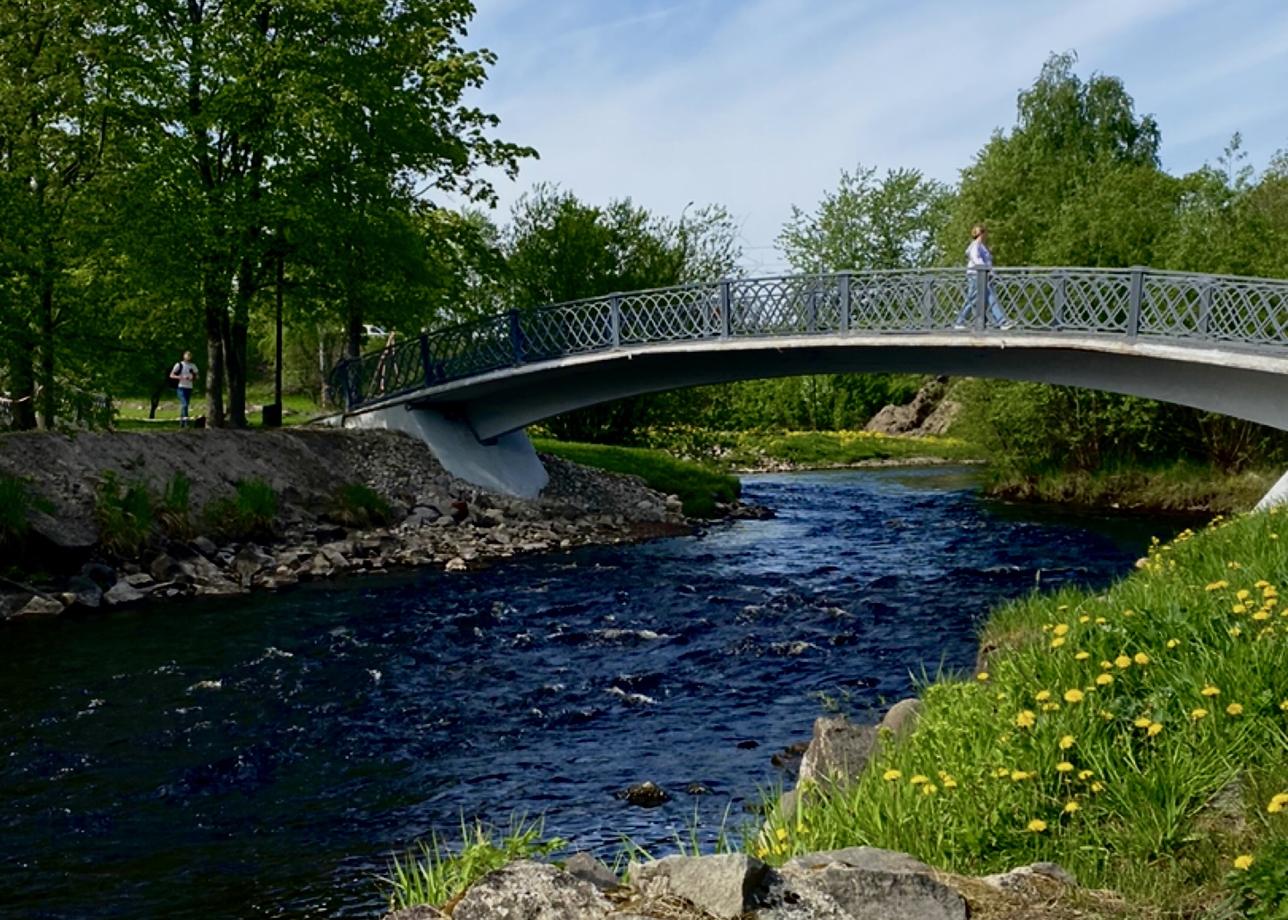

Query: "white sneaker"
(1000, 321), (1015, 330)
(952, 324), (967, 331)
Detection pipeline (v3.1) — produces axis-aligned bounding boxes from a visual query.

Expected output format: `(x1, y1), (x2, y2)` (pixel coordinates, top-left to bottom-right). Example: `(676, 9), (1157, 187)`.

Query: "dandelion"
(1232, 604), (1247, 614)
(1205, 580), (1228, 591)
(1115, 655), (1132, 669)
(1100, 660), (1114, 670)
(941, 776), (958, 790)
(1133, 652), (1150, 666)
(1053, 623), (1069, 637)
(1016, 710), (1036, 728)
(909, 774), (929, 785)
(1079, 615), (1090, 624)
(1027, 819), (1047, 833)
(1064, 801), (1080, 814)
(995, 767), (1011, 778)
(775, 827), (788, 841)
(921, 783), (937, 796)
(1035, 690), (1052, 702)
(1064, 689), (1085, 704)
(1230, 626), (1243, 637)
(1059, 735), (1075, 750)
(1147, 722), (1163, 737)
(1267, 793), (1288, 814)
(1042, 702), (1061, 712)
(1095, 616), (1107, 625)
(1134, 716), (1152, 729)
(1078, 769), (1094, 780)
(1280, 700), (1288, 712)
(1226, 703), (1244, 716)
(1096, 673), (1114, 686)
(1056, 761), (1075, 773)
(1191, 708), (1208, 720)
(1253, 611), (1271, 621)
(1202, 685), (1221, 697)
(1237, 589), (1251, 601)
(1011, 770), (1031, 782)
(882, 769), (902, 781)
(976, 672), (989, 682)
(1233, 855), (1254, 871)
(1075, 651), (1090, 660)
(1050, 637), (1066, 648)
(1166, 638), (1180, 649)
(1090, 781), (1105, 793)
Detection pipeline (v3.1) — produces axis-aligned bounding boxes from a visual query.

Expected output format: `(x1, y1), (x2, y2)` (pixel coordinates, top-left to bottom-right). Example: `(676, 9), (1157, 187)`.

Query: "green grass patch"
(533, 437), (740, 517)
(758, 508), (1288, 917)
(203, 478), (278, 541)
(638, 426), (983, 470)
(94, 471), (156, 558)
(987, 461), (1279, 515)
(113, 388), (324, 429)
(329, 482), (391, 528)
(384, 818), (565, 913)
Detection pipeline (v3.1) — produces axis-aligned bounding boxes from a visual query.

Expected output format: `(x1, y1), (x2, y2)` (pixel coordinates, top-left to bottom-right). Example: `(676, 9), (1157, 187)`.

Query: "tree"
(777, 165), (951, 273)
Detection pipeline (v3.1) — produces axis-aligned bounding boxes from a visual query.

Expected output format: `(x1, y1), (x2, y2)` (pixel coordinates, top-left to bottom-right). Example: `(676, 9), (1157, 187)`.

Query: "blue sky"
(458, 0), (1288, 273)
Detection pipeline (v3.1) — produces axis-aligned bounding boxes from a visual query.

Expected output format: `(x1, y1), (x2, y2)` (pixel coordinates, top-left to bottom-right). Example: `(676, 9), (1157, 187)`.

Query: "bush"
(0, 473), (51, 550)
(330, 483), (391, 528)
(94, 471), (155, 558)
(203, 478), (278, 541)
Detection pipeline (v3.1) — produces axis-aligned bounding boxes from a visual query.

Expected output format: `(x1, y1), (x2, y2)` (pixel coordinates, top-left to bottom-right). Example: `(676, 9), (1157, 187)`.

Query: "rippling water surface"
(0, 468), (1195, 919)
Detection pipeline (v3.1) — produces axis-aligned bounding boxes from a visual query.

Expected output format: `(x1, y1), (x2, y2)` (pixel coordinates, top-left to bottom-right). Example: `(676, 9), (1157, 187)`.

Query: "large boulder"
(763, 847), (967, 920)
(632, 853), (768, 919)
(451, 861), (611, 920)
(798, 717), (880, 789)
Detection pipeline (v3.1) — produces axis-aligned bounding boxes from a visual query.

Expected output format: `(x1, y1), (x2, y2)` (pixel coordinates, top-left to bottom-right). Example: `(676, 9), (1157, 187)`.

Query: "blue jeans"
(177, 386), (192, 425)
(955, 274), (1009, 327)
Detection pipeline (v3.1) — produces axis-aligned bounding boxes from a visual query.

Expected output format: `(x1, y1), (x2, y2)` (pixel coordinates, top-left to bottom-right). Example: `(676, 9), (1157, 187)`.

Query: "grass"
(987, 461), (1280, 515)
(757, 506), (1288, 918)
(0, 473), (51, 550)
(384, 818), (565, 913)
(203, 478), (278, 541)
(532, 437), (740, 517)
(329, 482), (391, 528)
(113, 387), (325, 430)
(638, 426), (984, 471)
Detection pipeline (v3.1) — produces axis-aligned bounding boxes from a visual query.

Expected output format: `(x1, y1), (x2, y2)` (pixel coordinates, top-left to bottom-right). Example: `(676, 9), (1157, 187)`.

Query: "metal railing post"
(610, 295), (621, 347)
(720, 280), (732, 338)
(1128, 266), (1144, 340)
(807, 282), (819, 334)
(508, 309), (525, 365)
(1054, 272), (1067, 329)
(839, 273), (851, 334)
(974, 269), (987, 332)
(921, 276), (934, 329)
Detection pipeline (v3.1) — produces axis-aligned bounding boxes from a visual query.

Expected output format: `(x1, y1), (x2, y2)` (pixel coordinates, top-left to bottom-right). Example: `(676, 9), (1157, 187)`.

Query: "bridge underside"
(381, 334), (1288, 441)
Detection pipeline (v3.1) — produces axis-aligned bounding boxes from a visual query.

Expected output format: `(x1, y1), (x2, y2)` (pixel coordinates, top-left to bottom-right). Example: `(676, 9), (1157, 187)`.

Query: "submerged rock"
(617, 781), (669, 808)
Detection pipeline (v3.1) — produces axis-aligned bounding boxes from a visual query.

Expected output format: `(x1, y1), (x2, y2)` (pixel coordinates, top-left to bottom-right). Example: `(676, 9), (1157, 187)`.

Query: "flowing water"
(0, 467), (1198, 919)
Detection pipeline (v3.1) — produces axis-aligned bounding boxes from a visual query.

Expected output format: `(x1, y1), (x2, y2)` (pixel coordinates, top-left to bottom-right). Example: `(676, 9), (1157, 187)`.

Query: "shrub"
(330, 483), (391, 528)
(203, 478), (278, 542)
(94, 471), (155, 558)
(0, 473), (51, 549)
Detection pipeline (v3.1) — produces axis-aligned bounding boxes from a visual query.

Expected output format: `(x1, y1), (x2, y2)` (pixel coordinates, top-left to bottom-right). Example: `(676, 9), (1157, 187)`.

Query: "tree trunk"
(8, 345), (37, 431)
(38, 269), (56, 429)
(204, 273), (225, 427)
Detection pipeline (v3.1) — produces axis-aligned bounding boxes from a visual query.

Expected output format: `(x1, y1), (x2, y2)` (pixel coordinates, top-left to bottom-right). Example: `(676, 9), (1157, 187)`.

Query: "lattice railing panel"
(619, 285), (721, 345)
(523, 299), (614, 358)
(729, 276), (843, 336)
(1205, 281), (1288, 345)
(1140, 276), (1203, 338)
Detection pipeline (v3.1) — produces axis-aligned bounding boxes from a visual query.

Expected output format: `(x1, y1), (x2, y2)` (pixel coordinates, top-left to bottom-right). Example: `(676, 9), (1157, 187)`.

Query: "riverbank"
(0, 429), (725, 621)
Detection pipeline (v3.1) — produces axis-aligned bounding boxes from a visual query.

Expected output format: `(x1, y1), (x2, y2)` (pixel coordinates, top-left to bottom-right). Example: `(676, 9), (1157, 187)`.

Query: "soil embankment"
(0, 429), (692, 619)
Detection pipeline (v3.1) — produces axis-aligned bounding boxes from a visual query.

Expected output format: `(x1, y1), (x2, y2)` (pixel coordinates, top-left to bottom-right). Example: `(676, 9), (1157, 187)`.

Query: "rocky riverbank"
(0, 429), (738, 621)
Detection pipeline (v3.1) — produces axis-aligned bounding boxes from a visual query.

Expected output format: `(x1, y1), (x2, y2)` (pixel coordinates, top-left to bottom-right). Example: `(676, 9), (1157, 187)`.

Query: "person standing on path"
(954, 225), (1012, 330)
(169, 351), (199, 428)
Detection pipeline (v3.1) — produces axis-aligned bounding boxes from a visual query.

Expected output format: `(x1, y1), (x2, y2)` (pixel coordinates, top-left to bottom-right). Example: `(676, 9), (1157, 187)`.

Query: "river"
(0, 467), (1198, 919)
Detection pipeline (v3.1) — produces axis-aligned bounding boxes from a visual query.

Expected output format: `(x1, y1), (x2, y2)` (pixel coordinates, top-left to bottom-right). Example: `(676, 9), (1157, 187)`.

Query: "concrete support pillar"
(345, 404), (548, 499)
(1254, 469), (1288, 512)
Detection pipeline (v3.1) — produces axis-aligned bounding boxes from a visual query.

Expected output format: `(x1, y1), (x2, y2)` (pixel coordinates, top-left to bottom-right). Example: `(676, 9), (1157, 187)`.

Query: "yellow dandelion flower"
(1059, 735), (1075, 750)
(882, 769), (902, 781)
(1147, 722), (1163, 737)
(1280, 700), (1288, 711)
(1166, 638), (1180, 649)
(1035, 690), (1052, 702)
(1134, 716), (1152, 729)
(1267, 793), (1288, 814)
(1074, 650), (1090, 660)
(1095, 617), (1107, 625)
(976, 672), (989, 682)
(1253, 611), (1271, 621)
(1123, 609), (1135, 617)
(995, 767), (1011, 778)
(1015, 710), (1036, 728)
(1053, 623), (1070, 637)
(1090, 781), (1105, 793)
(1011, 770), (1031, 782)
(1078, 615), (1090, 623)
(1095, 673), (1114, 686)
(1191, 708), (1208, 720)
(942, 777), (958, 790)
(1042, 702), (1061, 712)
(1115, 655), (1132, 669)
(1056, 761), (1074, 773)
(1233, 855), (1254, 871)
(1064, 801), (1080, 814)
(1202, 685), (1221, 697)
(1226, 703), (1244, 716)
(1232, 604), (1247, 614)
(1237, 589), (1251, 601)
(1050, 636), (1066, 648)
(1134, 652), (1150, 666)
(1078, 769), (1094, 780)
(1027, 819), (1047, 833)
(1100, 660), (1114, 670)
(921, 783), (937, 796)
(909, 774), (929, 785)
(1064, 689), (1085, 704)
(1230, 626), (1243, 637)
(1205, 580), (1228, 591)
(775, 826), (788, 841)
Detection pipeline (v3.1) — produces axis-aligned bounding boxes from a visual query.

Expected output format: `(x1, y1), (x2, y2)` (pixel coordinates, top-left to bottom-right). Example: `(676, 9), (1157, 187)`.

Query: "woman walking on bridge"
(954, 225), (1012, 330)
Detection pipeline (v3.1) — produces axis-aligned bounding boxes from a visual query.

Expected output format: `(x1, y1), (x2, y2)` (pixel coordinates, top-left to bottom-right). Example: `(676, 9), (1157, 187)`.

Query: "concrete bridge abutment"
(344, 404), (548, 499)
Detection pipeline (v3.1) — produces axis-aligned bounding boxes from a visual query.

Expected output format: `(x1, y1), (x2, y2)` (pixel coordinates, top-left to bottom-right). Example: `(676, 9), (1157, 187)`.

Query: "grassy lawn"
(639, 426), (984, 470)
(113, 388), (326, 430)
(532, 437), (740, 517)
(760, 507), (1288, 918)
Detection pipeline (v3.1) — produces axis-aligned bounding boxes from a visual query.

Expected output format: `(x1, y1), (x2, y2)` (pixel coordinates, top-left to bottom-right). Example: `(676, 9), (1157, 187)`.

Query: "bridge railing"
(330, 267), (1288, 411)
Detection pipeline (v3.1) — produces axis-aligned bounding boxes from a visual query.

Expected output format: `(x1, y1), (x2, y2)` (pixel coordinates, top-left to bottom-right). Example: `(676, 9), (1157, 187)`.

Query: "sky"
(453, 0), (1288, 273)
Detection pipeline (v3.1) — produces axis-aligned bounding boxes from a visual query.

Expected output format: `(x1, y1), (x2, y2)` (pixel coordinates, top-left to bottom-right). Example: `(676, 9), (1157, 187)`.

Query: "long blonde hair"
(970, 224), (987, 240)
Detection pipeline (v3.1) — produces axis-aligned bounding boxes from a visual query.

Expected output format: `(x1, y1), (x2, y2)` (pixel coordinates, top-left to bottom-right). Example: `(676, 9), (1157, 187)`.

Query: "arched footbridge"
(330, 267), (1288, 503)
